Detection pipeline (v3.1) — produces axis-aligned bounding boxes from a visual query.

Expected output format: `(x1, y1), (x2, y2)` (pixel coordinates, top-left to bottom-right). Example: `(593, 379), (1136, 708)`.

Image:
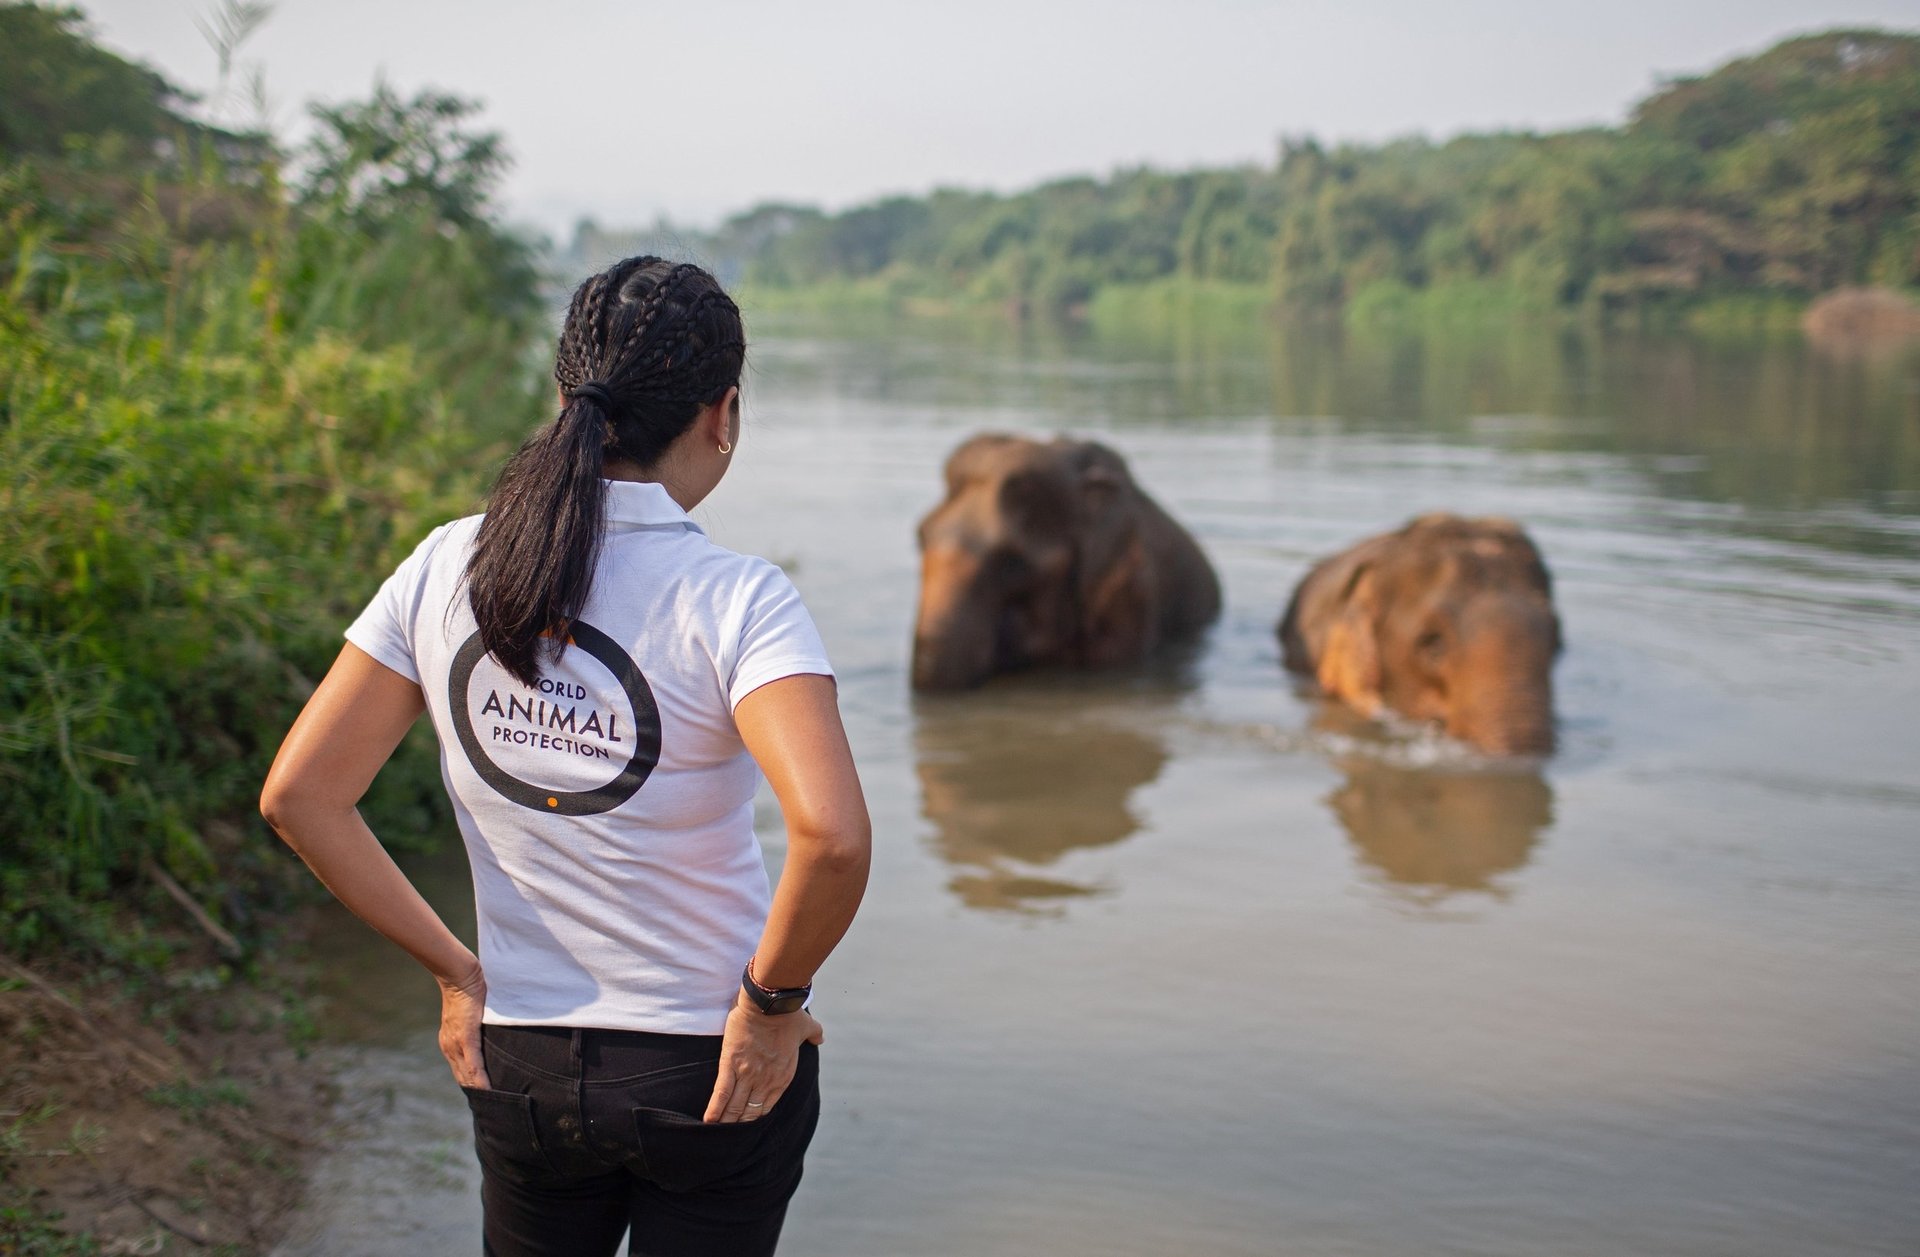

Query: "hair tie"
(568, 381), (616, 414)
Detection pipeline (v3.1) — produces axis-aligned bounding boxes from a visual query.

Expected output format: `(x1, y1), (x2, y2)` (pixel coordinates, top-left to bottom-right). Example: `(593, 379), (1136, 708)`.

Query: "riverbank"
(0, 939), (332, 1254)
(735, 274), (1835, 342)
(738, 276), (1272, 328)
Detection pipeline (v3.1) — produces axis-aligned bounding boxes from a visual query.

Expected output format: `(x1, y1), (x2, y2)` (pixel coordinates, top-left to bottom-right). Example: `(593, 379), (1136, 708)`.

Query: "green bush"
(0, 5), (547, 968)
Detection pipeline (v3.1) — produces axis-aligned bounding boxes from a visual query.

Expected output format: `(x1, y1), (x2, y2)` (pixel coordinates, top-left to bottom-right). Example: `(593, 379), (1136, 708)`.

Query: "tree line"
(583, 29), (1920, 322)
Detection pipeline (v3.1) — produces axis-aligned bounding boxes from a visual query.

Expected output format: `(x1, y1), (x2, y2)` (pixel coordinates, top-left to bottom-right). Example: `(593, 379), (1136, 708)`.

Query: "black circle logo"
(447, 622), (661, 815)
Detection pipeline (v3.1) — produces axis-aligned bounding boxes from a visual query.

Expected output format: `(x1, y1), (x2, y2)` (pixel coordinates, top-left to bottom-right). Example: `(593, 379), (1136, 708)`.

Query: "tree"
(299, 81), (510, 230)
(0, 2), (185, 158)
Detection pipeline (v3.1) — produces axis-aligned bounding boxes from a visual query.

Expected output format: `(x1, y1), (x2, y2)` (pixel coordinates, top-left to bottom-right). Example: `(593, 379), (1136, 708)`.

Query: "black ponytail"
(465, 257), (744, 687)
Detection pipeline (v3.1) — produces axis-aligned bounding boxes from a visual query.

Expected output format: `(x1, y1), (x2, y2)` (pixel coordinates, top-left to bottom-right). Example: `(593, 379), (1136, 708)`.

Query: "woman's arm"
(259, 642), (490, 1088)
(704, 672), (871, 1122)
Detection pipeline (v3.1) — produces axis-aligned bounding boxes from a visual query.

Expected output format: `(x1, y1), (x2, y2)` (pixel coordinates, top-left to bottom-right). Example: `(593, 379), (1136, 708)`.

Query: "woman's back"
(346, 479), (833, 1033)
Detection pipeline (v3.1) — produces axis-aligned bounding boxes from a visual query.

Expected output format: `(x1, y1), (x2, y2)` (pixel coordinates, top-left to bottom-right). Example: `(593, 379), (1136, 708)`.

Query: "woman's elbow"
(259, 769), (327, 842)
(258, 777), (297, 837)
(789, 809), (872, 873)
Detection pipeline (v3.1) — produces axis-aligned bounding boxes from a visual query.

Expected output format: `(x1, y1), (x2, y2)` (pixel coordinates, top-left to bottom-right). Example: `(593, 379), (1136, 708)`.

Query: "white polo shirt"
(344, 479), (834, 1034)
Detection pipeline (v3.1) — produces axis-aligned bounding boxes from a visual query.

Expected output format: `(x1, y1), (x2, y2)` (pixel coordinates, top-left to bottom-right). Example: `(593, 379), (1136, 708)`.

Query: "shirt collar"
(603, 479), (706, 535)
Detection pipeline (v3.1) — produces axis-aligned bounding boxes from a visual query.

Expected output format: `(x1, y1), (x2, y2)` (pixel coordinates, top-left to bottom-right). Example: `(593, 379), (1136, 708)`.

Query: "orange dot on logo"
(546, 797), (558, 808)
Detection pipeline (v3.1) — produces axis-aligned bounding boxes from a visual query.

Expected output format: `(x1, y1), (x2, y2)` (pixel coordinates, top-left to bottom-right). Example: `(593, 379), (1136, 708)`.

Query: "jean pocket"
(631, 1106), (776, 1193)
(462, 1085), (557, 1176)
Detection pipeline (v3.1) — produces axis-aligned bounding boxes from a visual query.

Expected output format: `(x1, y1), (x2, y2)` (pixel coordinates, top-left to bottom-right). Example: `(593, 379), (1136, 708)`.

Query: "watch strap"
(741, 960), (810, 1015)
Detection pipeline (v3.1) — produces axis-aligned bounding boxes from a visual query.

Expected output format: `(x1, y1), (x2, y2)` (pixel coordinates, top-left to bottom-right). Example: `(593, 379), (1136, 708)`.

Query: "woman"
(261, 257), (870, 1257)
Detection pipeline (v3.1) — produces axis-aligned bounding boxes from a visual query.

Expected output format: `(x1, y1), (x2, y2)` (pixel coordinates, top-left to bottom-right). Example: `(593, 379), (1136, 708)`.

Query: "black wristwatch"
(740, 961), (810, 1015)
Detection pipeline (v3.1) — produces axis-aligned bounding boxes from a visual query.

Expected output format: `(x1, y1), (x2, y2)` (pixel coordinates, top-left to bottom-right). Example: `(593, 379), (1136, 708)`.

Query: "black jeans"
(462, 1023), (820, 1257)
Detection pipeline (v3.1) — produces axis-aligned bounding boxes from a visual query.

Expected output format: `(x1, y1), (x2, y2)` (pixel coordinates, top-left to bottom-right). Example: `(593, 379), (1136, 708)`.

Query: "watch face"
(765, 991), (808, 1015)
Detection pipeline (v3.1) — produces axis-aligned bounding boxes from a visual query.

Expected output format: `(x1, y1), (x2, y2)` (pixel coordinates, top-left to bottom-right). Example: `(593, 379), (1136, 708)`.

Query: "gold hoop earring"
(718, 439), (732, 455)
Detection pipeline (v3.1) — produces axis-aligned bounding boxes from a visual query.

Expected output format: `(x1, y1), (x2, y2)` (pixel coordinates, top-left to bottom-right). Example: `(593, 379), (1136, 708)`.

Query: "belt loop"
(570, 1027), (583, 1073)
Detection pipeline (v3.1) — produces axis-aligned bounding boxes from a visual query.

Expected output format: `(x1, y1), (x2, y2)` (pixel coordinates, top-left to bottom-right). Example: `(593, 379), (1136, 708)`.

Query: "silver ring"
(745, 1101), (764, 1108)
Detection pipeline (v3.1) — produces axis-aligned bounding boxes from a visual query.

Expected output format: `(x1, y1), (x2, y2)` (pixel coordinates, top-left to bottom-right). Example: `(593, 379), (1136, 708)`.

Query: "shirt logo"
(447, 621), (662, 815)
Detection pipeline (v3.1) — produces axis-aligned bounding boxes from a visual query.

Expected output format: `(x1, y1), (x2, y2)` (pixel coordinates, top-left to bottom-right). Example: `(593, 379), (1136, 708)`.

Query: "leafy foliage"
(666, 28), (1920, 320)
(0, 3), (547, 968)
(726, 167), (1279, 316)
(301, 81), (511, 230)
(0, 3), (187, 157)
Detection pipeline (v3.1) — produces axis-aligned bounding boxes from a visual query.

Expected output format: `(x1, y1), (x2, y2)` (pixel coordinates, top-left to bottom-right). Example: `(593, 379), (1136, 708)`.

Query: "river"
(273, 314), (1920, 1256)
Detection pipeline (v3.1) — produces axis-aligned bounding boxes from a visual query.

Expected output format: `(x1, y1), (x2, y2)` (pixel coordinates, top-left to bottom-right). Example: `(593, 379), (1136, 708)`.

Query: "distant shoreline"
(735, 276), (1884, 340)
(570, 32), (1920, 336)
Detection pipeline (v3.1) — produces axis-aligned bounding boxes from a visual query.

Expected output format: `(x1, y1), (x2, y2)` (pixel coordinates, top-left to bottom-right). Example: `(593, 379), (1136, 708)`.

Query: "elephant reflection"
(1327, 754), (1554, 903)
(913, 695), (1169, 912)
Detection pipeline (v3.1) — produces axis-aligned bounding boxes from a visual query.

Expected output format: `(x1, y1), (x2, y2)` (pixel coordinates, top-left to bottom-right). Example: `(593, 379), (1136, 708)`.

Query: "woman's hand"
(263, 644), (494, 1090)
(438, 960), (490, 1089)
(703, 994), (824, 1123)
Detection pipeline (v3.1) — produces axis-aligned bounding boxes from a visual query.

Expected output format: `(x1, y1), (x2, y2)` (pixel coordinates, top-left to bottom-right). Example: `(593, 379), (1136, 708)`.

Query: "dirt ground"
(0, 949), (334, 1256)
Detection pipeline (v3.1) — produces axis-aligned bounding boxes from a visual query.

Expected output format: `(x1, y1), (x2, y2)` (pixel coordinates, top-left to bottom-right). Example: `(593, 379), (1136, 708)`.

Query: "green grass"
(735, 277), (914, 321)
(0, 1202), (102, 1257)
(1341, 277), (1569, 334)
(1684, 291), (1808, 336)
(144, 1079), (252, 1113)
(1085, 278), (1272, 337)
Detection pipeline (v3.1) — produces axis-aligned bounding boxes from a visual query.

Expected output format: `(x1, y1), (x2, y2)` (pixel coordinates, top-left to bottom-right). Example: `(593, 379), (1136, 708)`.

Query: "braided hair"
(466, 257), (745, 686)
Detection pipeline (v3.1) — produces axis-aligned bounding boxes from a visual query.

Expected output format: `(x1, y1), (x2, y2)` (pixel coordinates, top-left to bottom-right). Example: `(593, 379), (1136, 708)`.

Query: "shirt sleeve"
(343, 523), (450, 685)
(726, 561), (835, 711)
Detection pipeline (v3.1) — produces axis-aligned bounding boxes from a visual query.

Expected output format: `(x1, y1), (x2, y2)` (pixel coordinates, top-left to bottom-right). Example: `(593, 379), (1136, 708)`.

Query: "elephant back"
(1057, 438), (1222, 648)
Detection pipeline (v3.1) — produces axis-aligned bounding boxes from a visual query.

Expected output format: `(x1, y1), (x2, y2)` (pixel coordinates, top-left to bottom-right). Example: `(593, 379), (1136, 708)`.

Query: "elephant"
(912, 433), (1222, 691)
(1278, 513), (1562, 756)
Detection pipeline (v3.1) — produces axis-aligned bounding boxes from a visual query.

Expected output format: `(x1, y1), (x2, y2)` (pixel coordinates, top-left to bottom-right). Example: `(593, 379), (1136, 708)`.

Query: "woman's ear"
(715, 386), (741, 447)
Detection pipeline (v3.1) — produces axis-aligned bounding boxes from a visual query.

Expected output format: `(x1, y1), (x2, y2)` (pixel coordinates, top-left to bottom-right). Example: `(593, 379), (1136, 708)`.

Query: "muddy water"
(274, 319), (1920, 1256)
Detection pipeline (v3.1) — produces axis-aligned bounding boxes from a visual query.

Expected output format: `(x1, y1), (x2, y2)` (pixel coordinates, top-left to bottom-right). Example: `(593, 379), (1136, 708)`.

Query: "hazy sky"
(83, 0), (1920, 238)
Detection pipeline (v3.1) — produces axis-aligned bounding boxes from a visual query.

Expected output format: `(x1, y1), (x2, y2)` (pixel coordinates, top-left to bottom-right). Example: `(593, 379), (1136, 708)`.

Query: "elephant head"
(1282, 514), (1561, 756)
(912, 433), (1220, 691)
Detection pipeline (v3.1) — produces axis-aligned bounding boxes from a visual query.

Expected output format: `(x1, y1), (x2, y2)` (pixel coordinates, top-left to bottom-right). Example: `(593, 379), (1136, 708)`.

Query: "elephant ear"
(1283, 539), (1385, 712)
(1317, 561), (1384, 716)
(1065, 443), (1154, 666)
